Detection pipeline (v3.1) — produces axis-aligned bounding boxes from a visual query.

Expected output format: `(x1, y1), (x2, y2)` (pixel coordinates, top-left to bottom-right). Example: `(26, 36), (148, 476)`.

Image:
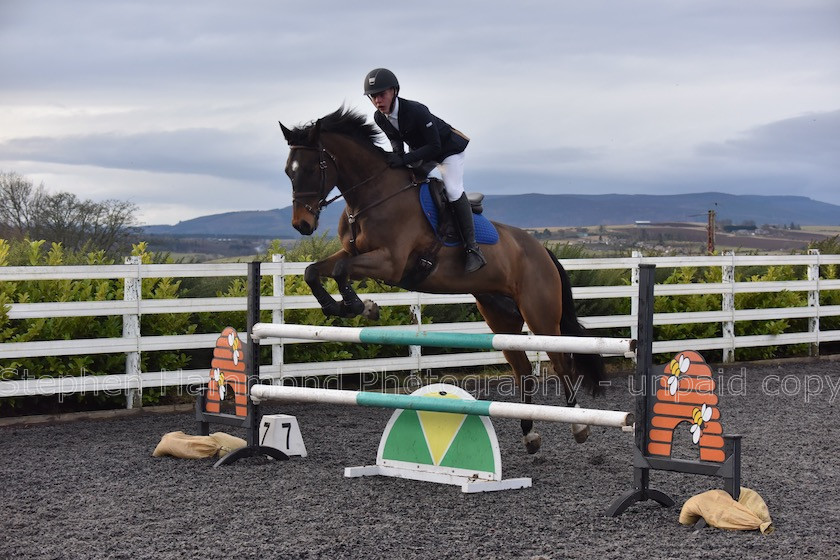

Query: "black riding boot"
(452, 193), (486, 273)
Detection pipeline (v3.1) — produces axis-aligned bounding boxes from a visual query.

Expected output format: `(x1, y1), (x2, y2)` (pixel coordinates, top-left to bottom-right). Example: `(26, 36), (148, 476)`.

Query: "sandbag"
(209, 432), (248, 457)
(152, 431), (246, 459)
(679, 487), (774, 534)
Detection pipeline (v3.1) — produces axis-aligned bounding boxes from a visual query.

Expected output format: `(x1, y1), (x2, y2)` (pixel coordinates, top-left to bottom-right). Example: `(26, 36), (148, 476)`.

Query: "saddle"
(421, 178), (495, 247)
(400, 179), (497, 290)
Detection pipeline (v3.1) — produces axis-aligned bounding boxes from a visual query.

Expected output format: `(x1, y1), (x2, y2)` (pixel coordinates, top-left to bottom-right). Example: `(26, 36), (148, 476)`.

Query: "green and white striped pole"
(249, 385), (634, 428)
(251, 323), (635, 357)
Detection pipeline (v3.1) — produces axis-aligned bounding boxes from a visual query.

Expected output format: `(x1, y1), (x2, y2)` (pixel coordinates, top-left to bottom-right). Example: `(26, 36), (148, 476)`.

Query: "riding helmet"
(364, 68), (399, 96)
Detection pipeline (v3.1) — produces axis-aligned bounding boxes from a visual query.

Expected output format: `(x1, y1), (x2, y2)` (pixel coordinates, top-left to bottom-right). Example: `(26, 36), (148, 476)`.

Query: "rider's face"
(369, 88), (396, 114)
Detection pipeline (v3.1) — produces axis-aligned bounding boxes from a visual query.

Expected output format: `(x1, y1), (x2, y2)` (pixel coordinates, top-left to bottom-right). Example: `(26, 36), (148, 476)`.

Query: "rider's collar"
(385, 96), (399, 119)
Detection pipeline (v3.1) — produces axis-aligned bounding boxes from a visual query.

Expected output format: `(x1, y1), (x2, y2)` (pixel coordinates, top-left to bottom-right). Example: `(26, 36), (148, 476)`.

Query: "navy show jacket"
(374, 97), (469, 165)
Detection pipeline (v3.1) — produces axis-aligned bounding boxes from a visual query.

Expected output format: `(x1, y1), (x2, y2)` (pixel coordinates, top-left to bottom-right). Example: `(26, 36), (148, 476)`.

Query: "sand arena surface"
(2, 360), (838, 559)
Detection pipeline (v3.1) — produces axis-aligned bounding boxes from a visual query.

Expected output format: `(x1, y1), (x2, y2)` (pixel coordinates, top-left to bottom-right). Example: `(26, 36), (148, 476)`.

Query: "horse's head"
(280, 119), (337, 235)
(280, 107), (387, 235)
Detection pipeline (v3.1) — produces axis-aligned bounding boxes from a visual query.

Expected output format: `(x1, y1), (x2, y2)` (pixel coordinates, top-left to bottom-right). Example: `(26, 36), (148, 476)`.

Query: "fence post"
(808, 249), (820, 357)
(124, 256), (142, 409)
(410, 293), (422, 372)
(272, 254), (285, 384)
(630, 251), (642, 362)
(721, 251), (735, 363)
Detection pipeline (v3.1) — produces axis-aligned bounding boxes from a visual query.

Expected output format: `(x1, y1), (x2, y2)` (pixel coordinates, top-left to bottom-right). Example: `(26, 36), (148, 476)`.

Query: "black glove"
(386, 153), (405, 167)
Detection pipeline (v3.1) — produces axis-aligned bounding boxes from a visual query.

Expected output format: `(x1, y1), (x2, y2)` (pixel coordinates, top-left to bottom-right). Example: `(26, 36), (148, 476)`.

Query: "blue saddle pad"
(419, 183), (499, 247)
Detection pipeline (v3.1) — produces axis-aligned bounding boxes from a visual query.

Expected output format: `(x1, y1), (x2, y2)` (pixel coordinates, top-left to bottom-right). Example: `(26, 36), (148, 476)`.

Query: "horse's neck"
(327, 137), (406, 210)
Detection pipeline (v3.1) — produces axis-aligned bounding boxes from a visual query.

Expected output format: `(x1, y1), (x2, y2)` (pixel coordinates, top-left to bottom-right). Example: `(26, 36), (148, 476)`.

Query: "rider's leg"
(440, 153), (486, 273)
(406, 160), (437, 180)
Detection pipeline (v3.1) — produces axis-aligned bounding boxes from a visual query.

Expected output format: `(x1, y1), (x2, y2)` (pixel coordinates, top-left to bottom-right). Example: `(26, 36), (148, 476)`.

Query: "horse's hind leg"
(475, 295), (542, 454)
(503, 349), (542, 453)
(548, 351), (591, 443)
(514, 277), (592, 444)
(519, 327), (592, 444)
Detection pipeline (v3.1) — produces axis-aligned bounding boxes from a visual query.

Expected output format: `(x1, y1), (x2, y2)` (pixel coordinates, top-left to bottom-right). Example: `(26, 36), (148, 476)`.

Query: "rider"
(363, 68), (486, 273)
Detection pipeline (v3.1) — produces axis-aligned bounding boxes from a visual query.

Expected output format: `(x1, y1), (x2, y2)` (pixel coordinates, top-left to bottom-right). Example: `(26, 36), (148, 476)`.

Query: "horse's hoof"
(523, 432), (542, 454)
(362, 300), (380, 321)
(572, 423), (590, 444)
(343, 299), (365, 317)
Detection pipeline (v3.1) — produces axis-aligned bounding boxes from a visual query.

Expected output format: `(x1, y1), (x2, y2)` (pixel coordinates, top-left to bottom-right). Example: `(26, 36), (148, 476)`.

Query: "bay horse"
(279, 107), (604, 453)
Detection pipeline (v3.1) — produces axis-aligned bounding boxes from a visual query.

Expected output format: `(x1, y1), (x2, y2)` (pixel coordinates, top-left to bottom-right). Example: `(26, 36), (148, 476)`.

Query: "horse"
(278, 107), (604, 453)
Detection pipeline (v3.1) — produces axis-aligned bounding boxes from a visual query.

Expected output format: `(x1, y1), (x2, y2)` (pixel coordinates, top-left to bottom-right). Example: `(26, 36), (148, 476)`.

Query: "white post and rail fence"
(1, 252), (839, 409)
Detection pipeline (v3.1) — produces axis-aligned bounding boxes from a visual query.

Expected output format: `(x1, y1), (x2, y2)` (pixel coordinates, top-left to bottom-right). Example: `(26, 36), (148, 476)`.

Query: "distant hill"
(482, 192), (840, 228)
(144, 207), (296, 236)
(142, 192), (840, 237)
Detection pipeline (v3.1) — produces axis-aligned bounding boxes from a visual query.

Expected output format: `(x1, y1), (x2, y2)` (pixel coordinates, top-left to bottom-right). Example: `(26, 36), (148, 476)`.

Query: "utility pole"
(707, 209), (716, 255)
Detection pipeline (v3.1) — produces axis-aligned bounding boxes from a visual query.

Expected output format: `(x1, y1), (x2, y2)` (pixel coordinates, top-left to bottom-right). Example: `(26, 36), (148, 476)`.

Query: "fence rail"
(2, 251), (840, 407)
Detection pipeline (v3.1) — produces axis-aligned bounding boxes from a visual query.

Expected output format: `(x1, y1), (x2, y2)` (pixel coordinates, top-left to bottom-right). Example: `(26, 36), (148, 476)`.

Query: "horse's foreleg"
(331, 268), (371, 319)
(304, 263), (343, 317)
(304, 251), (357, 318)
(304, 248), (399, 320)
(330, 248), (404, 321)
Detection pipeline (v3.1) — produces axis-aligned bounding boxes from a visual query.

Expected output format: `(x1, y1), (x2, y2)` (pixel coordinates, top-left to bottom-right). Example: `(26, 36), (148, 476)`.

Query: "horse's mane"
(287, 106), (384, 153)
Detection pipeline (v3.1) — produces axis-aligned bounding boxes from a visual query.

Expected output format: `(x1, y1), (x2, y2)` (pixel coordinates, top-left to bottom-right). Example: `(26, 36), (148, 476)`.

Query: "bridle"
(288, 141), (399, 221)
(287, 140), (423, 254)
(288, 143), (339, 220)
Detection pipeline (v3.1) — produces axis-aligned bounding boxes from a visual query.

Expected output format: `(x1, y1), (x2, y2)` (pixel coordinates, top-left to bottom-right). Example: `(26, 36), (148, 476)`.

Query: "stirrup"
(465, 247), (486, 273)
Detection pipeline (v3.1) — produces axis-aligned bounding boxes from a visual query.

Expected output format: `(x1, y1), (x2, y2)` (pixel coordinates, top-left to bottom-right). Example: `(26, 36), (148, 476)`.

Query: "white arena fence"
(1, 251), (840, 408)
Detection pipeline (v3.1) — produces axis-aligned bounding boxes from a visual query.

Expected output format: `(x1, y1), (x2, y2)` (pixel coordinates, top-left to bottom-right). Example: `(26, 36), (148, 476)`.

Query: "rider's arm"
(389, 139), (405, 156)
(401, 103), (442, 165)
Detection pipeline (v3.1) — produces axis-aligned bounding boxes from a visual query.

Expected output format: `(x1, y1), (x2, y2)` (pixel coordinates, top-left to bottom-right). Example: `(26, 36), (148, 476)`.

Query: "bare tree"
(80, 198), (140, 252)
(0, 171), (47, 237)
(0, 170), (140, 254)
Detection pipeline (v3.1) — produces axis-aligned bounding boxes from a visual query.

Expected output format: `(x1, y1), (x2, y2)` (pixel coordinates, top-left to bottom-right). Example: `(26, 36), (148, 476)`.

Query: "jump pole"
(250, 385), (634, 429)
(251, 323), (636, 357)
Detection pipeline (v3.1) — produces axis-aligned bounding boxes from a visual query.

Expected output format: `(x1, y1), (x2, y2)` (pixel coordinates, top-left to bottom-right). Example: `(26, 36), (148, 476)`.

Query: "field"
(529, 223), (838, 254)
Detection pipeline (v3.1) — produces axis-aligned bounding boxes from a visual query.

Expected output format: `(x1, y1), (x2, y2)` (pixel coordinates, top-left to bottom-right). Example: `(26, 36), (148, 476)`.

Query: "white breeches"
(438, 152), (466, 202)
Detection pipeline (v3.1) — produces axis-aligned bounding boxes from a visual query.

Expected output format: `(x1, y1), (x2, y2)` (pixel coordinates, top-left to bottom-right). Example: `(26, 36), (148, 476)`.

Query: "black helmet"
(364, 68), (399, 96)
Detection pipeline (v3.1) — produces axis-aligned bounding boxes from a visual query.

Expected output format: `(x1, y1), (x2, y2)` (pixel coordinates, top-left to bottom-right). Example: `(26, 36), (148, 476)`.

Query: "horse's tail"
(545, 247), (605, 396)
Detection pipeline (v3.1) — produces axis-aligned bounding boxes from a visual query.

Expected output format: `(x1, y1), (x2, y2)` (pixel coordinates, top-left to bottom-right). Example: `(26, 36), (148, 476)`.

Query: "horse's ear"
(279, 122), (292, 143)
(306, 119), (322, 144)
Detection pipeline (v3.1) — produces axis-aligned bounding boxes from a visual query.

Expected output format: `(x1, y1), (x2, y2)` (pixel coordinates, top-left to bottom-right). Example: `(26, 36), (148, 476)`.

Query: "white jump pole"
(251, 323), (636, 357)
(250, 385), (634, 428)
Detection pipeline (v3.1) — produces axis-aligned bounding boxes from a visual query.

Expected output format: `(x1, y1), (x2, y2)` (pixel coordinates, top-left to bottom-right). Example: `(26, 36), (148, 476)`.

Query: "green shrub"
(0, 239), (194, 413)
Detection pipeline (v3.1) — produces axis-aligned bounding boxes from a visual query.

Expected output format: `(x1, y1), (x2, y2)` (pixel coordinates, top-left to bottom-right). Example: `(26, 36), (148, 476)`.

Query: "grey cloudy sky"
(1, 0), (838, 225)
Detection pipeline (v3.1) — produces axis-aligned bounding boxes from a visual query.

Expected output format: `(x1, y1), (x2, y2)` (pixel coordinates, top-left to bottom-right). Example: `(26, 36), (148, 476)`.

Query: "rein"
(343, 180), (420, 255)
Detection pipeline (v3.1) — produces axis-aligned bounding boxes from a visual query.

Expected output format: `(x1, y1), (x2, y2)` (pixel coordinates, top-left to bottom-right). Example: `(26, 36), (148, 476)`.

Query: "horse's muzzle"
(294, 222), (314, 236)
(292, 213), (317, 236)
(292, 199), (321, 236)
